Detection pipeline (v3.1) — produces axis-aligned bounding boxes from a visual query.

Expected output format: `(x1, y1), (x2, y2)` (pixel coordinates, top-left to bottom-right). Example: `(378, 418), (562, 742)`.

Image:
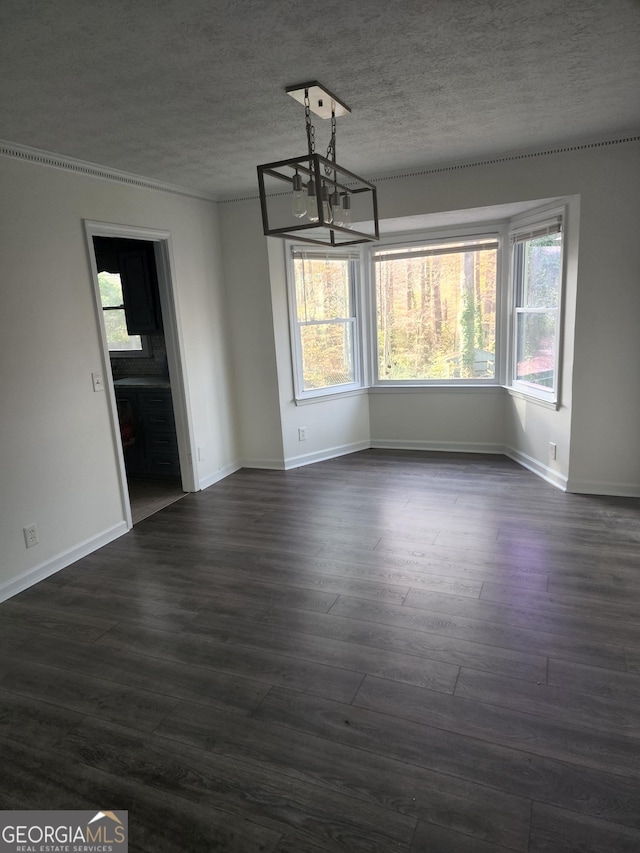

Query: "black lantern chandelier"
(257, 82), (379, 247)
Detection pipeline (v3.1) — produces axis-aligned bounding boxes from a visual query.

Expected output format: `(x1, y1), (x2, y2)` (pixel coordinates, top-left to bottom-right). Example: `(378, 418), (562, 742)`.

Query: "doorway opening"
(86, 223), (197, 527)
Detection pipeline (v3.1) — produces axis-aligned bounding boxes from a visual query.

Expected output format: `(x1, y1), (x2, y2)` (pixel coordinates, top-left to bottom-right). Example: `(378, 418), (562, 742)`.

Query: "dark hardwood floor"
(2, 449), (640, 852)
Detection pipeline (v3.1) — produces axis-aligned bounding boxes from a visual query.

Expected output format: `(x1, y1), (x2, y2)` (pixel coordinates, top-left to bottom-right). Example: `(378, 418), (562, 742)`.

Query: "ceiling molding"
(3, 133), (638, 207)
(0, 139), (217, 202)
(371, 134), (640, 184)
(219, 133), (640, 205)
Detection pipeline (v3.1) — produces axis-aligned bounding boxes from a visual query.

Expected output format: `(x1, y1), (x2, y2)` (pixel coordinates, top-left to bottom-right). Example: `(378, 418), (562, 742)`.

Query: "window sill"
(293, 385), (559, 411)
(369, 384), (503, 394)
(506, 387), (559, 410)
(294, 388), (368, 406)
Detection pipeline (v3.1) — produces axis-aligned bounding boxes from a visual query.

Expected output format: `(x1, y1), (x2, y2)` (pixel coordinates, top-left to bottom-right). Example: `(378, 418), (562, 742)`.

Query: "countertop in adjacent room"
(113, 377), (171, 388)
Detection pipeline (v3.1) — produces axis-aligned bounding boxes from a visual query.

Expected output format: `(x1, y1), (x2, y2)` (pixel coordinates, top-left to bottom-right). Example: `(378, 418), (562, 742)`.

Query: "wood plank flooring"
(1, 449), (640, 851)
(127, 475), (186, 524)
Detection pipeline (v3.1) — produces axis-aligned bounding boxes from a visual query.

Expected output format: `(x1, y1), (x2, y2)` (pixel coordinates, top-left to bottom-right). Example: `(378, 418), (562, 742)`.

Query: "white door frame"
(84, 220), (198, 529)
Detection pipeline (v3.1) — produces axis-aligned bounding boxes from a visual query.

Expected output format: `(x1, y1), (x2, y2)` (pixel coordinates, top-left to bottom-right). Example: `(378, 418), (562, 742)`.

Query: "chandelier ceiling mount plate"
(285, 82), (351, 119)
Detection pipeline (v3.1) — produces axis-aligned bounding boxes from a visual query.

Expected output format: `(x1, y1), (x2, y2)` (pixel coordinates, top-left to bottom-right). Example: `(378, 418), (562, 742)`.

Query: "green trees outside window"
(98, 271), (145, 352)
(292, 254), (357, 392)
(373, 240), (498, 381)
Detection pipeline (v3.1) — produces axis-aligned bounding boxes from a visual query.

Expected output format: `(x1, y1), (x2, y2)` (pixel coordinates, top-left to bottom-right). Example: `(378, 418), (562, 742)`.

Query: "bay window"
(285, 204), (566, 406)
(511, 217), (564, 402)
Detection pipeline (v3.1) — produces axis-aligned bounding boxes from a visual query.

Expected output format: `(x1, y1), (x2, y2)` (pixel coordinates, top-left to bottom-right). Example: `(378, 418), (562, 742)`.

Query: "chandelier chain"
(304, 90), (315, 157)
(325, 106), (337, 177)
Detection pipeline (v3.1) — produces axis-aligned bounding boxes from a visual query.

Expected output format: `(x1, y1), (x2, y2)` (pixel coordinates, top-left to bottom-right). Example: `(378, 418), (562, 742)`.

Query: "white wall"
(217, 199), (284, 468)
(220, 139), (640, 495)
(565, 145), (640, 495)
(0, 156), (238, 598)
(370, 388), (505, 454)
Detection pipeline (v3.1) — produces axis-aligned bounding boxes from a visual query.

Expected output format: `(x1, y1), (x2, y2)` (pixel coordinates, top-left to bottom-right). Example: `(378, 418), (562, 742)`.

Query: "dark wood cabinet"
(115, 385), (179, 477)
(119, 248), (162, 334)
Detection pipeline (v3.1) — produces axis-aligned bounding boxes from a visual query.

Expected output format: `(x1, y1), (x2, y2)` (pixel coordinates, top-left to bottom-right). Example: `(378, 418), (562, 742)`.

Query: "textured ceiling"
(1, 0), (639, 199)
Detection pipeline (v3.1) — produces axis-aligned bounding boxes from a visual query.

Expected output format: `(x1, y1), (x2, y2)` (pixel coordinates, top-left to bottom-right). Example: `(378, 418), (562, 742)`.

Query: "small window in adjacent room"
(98, 271), (149, 357)
(288, 248), (361, 399)
(372, 236), (499, 383)
(511, 216), (564, 402)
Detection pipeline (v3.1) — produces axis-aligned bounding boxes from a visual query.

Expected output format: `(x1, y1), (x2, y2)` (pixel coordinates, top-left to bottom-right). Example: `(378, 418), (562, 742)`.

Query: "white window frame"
(508, 207), (566, 407)
(369, 226), (504, 387)
(103, 313), (151, 358)
(286, 243), (364, 402)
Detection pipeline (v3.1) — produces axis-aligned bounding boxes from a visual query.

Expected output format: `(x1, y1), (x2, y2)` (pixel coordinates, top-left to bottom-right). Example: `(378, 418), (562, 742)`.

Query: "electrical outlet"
(549, 442), (557, 461)
(23, 523), (39, 548)
(298, 426), (307, 441)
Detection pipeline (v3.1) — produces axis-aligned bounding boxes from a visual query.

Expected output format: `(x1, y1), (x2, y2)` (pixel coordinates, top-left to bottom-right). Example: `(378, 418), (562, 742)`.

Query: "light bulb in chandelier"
(330, 189), (342, 226)
(339, 193), (353, 229)
(291, 171), (307, 218)
(320, 184), (333, 224)
(306, 177), (319, 223)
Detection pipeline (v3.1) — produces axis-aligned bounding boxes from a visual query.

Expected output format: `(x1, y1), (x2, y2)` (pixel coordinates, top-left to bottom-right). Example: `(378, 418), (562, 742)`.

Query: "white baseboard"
(565, 479), (640, 497)
(371, 438), (505, 455)
(505, 446), (568, 491)
(284, 440), (370, 470)
(198, 461), (242, 490)
(240, 457), (287, 471)
(172, 444), (640, 498)
(0, 521), (129, 603)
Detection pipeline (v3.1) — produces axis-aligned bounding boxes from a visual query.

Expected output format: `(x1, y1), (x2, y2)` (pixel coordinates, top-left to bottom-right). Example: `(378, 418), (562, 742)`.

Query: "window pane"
(300, 322), (354, 390)
(103, 308), (144, 351)
(516, 311), (556, 387)
(375, 247), (497, 380)
(98, 271), (125, 307)
(99, 270), (144, 352)
(294, 257), (350, 322)
(519, 234), (562, 308)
